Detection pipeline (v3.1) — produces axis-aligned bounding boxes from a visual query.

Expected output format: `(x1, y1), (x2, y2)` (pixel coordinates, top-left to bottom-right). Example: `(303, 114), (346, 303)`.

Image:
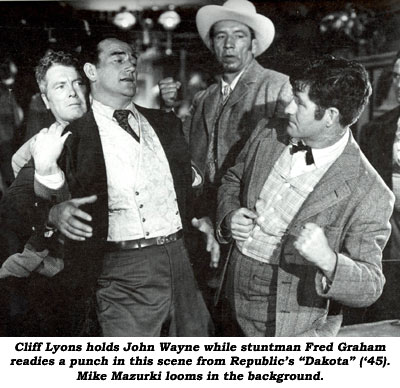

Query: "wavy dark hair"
(291, 57), (372, 127)
(80, 29), (137, 66)
(35, 50), (81, 94)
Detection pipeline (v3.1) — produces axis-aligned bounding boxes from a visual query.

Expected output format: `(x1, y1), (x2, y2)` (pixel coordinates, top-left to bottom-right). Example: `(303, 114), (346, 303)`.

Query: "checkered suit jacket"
(217, 118), (394, 336)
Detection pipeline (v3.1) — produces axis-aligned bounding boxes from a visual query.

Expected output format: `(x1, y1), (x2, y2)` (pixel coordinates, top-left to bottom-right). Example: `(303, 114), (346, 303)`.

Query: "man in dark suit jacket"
(3, 32), (212, 336)
(358, 51), (400, 322)
(216, 58), (393, 336)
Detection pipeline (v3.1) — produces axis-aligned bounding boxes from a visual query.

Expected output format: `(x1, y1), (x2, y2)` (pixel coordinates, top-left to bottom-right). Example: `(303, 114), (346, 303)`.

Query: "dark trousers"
(96, 238), (213, 336)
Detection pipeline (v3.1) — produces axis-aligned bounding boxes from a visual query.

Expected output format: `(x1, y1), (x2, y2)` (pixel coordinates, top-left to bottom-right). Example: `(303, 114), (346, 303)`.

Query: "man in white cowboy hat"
(159, 0), (290, 316)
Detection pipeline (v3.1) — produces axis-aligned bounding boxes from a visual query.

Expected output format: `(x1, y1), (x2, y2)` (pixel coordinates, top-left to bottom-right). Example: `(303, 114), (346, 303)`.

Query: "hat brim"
(196, 5), (275, 57)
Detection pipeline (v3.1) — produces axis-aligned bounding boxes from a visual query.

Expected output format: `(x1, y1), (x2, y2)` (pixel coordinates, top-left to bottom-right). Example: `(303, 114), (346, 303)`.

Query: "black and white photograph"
(0, 0), (399, 385)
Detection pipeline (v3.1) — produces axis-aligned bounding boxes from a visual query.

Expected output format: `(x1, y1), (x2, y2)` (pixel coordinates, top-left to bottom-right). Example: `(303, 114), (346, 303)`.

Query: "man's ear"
(41, 93), (50, 110)
(325, 107), (340, 127)
(251, 39), (258, 56)
(83, 63), (97, 81)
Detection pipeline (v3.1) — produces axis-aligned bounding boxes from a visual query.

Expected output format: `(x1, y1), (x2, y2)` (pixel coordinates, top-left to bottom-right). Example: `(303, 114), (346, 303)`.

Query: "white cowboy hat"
(196, 0), (275, 57)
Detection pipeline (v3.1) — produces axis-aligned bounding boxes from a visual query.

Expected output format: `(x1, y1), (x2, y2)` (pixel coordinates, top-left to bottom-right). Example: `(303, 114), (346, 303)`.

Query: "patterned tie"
(113, 109), (140, 142)
(290, 141), (314, 165)
(206, 85), (232, 183)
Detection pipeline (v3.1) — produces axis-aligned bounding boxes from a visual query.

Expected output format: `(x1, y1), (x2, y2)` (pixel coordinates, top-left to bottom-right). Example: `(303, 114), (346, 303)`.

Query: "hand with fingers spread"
(294, 222), (337, 279)
(226, 207), (257, 242)
(30, 121), (71, 176)
(48, 195), (97, 241)
(159, 77), (181, 111)
(192, 216), (221, 268)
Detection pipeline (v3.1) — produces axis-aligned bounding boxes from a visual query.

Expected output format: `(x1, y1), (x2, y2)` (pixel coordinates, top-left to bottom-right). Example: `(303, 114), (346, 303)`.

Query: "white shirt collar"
(292, 129), (350, 169)
(220, 67), (246, 94)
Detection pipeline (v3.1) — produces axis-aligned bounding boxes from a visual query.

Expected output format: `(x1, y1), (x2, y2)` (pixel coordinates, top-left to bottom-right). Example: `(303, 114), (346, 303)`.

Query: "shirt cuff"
(35, 169), (65, 190)
(192, 166), (203, 188)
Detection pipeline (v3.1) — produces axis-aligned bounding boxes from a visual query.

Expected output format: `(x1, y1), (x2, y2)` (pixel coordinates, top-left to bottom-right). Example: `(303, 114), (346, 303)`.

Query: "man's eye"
(56, 85), (64, 90)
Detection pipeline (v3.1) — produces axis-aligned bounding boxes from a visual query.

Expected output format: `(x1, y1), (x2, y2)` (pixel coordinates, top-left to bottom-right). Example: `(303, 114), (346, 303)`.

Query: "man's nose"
(284, 99), (296, 115)
(125, 57), (136, 70)
(224, 35), (235, 48)
(68, 83), (78, 97)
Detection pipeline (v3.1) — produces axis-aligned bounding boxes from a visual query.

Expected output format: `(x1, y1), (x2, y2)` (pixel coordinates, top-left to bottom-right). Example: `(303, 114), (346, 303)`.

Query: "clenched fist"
(294, 222), (337, 279)
(159, 77), (181, 111)
(226, 207), (257, 242)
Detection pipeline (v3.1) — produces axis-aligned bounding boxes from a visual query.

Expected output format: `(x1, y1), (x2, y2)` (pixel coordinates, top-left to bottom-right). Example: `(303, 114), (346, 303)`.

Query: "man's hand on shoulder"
(31, 122), (71, 176)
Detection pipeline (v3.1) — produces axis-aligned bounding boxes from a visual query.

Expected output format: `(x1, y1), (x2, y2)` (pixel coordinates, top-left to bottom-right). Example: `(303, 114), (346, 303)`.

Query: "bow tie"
(290, 141), (314, 165)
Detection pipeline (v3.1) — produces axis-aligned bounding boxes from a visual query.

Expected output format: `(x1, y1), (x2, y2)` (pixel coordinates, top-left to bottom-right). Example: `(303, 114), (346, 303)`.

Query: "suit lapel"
(203, 85), (221, 136)
(221, 60), (261, 114)
(290, 133), (360, 225)
(63, 111), (107, 197)
(224, 77), (250, 111)
(247, 129), (288, 208)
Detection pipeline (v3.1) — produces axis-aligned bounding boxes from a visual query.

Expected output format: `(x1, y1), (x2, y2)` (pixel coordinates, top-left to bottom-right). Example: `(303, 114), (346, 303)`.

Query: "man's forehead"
(99, 38), (135, 56)
(45, 64), (80, 83)
(213, 19), (251, 33)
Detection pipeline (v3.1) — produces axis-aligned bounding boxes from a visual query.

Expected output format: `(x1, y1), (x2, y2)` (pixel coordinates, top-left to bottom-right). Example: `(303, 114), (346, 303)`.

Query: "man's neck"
(55, 118), (70, 127)
(303, 127), (349, 149)
(91, 92), (131, 110)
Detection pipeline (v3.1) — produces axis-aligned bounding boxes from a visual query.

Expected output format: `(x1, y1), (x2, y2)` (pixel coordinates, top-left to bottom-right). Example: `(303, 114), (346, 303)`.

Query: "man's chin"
(286, 122), (296, 137)
(67, 110), (86, 121)
(122, 87), (136, 98)
(221, 63), (241, 73)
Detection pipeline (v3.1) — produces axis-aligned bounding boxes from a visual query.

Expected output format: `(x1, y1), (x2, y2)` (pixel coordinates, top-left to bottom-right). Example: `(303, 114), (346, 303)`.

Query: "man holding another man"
(2, 32), (211, 336)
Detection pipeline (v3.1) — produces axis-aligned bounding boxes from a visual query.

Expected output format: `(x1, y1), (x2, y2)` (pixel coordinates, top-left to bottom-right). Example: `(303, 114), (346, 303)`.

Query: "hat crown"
(222, 0), (256, 15)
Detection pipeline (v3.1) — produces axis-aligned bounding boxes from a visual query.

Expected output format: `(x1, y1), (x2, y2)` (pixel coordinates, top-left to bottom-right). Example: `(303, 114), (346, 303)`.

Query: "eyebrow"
(110, 50), (127, 56)
(109, 50), (137, 59)
(51, 77), (83, 86)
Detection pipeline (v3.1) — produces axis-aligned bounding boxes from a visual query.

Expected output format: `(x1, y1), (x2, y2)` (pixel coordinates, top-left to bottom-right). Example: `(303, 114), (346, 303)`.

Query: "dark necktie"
(113, 109), (140, 142)
(290, 141), (314, 165)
